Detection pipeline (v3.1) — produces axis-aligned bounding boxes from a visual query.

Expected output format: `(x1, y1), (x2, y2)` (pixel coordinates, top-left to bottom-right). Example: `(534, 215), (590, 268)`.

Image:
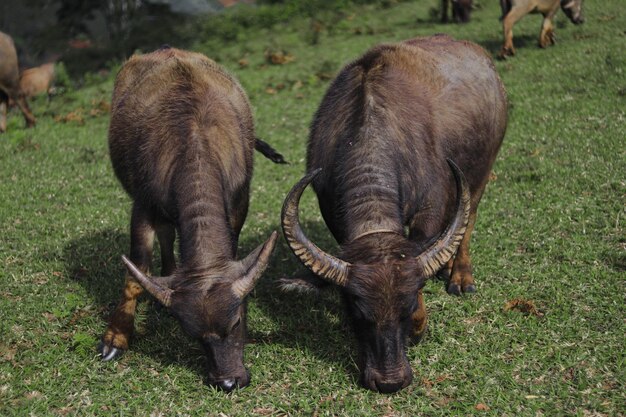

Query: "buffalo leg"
(447, 212), (477, 295)
(539, 15), (557, 48)
(156, 222), (176, 276)
(100, 203), (155, 361)
(410, 289), (428, 344)
(499, 5), (532, 58)
(441, 0), (449, 23)
(0, 90), (7, 133)
(14, 93), (36, 128)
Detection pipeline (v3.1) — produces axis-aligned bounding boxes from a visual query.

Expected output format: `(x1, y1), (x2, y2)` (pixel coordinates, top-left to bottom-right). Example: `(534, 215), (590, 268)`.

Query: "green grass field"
(1, 0), (624, 415)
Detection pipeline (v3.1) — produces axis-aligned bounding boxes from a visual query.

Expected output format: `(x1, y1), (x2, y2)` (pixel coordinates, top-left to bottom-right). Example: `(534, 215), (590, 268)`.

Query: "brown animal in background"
(100, 46), (279, 392)
(441, 0), (473, 23)
(499, 0), (584, 57)
(20, 62), (55, 98)
(281, 35), (507, 393)
(0, 31), (36, 132)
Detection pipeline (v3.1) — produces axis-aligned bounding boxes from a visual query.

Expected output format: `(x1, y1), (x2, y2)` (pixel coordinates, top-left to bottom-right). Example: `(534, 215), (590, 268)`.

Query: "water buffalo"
(0, 31), (36, 132)
(100, 46), (279, 392)
(20, 62), (55, 98)
(281, 35), (507, 393)
(499, 0), (584, 58)
(441, 0), (473, 23)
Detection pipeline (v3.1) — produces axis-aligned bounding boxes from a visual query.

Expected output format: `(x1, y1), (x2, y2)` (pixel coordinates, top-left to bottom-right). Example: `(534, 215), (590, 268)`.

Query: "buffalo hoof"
(447, 282), (462, 296)
(463, 284), (477, 294)
(447, 282), (476, 295)
(98, 341), (124, 361)
(498, 47), (515, 60)
(409, 324), (428, 346)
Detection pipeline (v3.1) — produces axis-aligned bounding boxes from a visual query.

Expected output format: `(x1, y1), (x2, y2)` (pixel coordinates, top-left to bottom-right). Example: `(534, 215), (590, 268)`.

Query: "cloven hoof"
(98, 342), (123, 361)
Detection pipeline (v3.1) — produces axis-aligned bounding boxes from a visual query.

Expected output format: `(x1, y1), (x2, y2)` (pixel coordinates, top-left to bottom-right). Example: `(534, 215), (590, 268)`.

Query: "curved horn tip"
(120, 255), (173, 307)
(121, 255), (142, 276)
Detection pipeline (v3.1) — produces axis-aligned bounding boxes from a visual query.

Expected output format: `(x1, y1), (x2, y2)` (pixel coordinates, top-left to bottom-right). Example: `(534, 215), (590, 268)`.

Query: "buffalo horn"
(281, 168), (351, 287)
(232, 231), (279, 298)
(415, 159), (471, 277)
(121, 255), (173, 307)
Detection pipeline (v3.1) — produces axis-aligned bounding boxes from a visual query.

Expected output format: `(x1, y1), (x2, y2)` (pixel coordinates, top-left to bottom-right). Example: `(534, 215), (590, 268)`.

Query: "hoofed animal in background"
(0, 31), (36, 133)
(281, 35), (507, 393)
(499, 0), (584, 58)
(100, 46), (280, 392)
(20, 62), (56, 98)
(441, 0), (473, 23)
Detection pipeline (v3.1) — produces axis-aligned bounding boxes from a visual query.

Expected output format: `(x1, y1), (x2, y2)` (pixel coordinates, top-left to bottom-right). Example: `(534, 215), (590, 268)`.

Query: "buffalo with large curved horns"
(281, 35), (507, 393)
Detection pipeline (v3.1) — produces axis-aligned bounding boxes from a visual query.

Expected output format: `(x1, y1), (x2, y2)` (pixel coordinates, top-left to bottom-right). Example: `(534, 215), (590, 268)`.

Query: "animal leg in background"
(500, 4), (534, 57)
(100, 203), (155, 360)
(441, 0), (450, 23)
(539, 13), (558, 48)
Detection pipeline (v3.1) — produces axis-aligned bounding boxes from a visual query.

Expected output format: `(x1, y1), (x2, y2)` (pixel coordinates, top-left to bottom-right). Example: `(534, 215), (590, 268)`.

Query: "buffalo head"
(561, 0), (584, 24)
(121, 231), (277, 392)
(281, 160), (470, 393)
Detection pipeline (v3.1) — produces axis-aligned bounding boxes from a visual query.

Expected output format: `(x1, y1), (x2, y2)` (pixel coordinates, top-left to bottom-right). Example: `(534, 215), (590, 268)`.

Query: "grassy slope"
(1, 0), (624, 415)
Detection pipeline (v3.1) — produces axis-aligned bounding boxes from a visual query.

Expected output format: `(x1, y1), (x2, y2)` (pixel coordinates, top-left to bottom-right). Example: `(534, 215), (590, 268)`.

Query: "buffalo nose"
(375, 379), (408, 394)
(218, 378), (237, 392)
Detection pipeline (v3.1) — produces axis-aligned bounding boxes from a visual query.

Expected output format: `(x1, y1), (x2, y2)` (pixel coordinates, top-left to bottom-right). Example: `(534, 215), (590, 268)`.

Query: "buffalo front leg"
(100, 204), (155, 361)
(539, 16), (556, 48)
(446, 212), (477, 296)
(410, 289), (428, 344)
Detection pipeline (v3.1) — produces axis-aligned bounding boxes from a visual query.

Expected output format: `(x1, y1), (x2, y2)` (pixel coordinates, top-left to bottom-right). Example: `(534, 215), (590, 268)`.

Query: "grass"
(1, 0), (624, 415)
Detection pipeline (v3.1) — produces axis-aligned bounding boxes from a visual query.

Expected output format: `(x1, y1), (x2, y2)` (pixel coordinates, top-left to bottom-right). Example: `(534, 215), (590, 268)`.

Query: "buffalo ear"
(231, 231), (279, 298)
(122, 255), (174, 307)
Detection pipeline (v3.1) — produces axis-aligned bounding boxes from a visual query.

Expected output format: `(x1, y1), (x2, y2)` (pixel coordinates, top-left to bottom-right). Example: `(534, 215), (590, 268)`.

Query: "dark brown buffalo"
(100, 46), (279, 392)
(441, 0), (473, 23)
(499, 0), (584, 58)
(281, 35), (507, 393)
(0, 31), (36, 132)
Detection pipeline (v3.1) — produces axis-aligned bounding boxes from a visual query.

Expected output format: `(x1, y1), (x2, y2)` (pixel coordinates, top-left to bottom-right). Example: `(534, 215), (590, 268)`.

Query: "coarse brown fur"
(101, 46), (277, 392)
(284, 35), (507, 393)
(0, 31), (36, 132)
(441, 0), (473, 23)
(499, 0), (584, 58)
(19, 62), (55, 98)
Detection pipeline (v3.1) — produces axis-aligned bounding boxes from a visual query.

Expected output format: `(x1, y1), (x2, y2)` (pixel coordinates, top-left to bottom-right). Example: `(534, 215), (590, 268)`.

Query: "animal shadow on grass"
(244, 221), (360, 385)
(63, 222), (360, 385)
(63, 229), (207, 379)
(476, 34), (537, 57)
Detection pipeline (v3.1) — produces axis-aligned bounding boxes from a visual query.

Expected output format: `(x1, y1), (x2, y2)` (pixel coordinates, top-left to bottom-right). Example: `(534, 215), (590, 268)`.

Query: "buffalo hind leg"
(410, 289), (428, 344)
(156, 222), (176, 276)
(446, 212), (477, 296)
(99, 203), (155, 361)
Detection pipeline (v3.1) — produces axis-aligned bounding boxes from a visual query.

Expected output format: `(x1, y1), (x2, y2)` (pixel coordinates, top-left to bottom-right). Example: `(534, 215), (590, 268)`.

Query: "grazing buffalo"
(20, 62), (56, 98)
(0, 31), (36, 132)
(100, 46), (280, 392)
(441, 0), (473, 23)
(281, 35), (507, 393)
(499, 0), (584, 58)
